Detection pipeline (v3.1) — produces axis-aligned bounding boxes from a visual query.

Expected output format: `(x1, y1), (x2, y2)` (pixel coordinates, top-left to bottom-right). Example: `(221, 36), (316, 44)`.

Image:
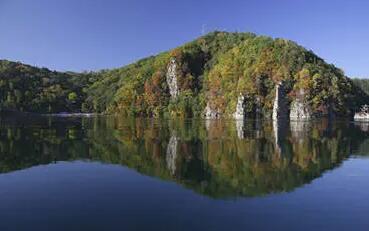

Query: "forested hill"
(352, 79), (369, 96)
(0, 31), (368, 117)
(0, 60), (99, 113)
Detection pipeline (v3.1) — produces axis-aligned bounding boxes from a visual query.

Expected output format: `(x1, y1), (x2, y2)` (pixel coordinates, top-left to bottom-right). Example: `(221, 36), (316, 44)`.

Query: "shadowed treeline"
(0, 113), (369, 198)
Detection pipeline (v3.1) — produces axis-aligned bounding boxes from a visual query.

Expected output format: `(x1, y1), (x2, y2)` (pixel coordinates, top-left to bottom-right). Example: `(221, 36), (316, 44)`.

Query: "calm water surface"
(0, 114), (369, 230)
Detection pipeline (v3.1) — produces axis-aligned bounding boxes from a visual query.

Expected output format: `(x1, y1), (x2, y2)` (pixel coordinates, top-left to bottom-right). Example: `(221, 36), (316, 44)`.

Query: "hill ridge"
(0, 31), (367, 118)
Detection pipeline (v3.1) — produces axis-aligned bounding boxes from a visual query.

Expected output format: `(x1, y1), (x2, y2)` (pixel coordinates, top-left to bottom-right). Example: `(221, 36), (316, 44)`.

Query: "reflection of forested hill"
(351, 122), (369, 156)
(0, 115), (369, 198)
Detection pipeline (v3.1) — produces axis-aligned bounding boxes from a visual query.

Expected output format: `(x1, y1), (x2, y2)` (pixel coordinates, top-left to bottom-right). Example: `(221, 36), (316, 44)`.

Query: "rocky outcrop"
(166, 58), (179, 99)
(272, 82), (288, 121)
(290, 101), (311, 120)
(204, 103), (221, 119)
(290, 89), (311, 120)
(354, 113), (369, 121)
(354, 105), (369, 121)
(233, 94), (246, 120)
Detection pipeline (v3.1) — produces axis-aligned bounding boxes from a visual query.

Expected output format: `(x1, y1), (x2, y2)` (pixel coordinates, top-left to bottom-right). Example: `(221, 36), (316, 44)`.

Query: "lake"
(0, 113), (369, 230)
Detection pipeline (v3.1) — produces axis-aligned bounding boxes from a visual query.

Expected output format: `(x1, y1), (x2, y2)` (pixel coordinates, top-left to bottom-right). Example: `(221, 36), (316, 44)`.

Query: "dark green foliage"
(0, 60), (95, 113)
(353, 78), (369, 95)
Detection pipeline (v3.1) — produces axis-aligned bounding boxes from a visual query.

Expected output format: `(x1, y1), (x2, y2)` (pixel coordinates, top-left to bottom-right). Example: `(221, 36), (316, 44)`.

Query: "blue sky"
(0, 0), (368, 77)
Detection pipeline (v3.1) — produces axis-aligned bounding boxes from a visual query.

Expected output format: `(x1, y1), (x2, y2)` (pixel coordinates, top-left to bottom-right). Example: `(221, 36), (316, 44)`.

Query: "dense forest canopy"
(0, 31), (367, 117)
(0, 60), (97, 113)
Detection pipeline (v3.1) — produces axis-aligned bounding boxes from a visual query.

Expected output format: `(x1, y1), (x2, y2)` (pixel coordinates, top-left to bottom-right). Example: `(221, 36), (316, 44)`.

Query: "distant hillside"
(352, 78), (369, 95)
(0, 60), (99, 113)
(0, 31), (367, 117)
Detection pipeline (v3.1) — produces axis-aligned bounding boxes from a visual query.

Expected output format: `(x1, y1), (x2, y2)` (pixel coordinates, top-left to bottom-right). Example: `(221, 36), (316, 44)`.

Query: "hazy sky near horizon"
(0, 0), (368, 77)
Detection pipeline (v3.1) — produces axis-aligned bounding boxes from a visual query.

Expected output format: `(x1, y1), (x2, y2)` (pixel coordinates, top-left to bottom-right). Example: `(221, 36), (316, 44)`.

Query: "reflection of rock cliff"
(1, 116), (369, 199)
(290, 121), (311, 140)
(166, 133), (178, 176)
(355, 122), (369, 132)
(273, 119), (288, 155)
(235, 119), (245, 139)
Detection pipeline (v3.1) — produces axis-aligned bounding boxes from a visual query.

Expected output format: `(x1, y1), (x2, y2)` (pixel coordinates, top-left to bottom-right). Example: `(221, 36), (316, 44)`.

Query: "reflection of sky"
(0, 159), (368, 231)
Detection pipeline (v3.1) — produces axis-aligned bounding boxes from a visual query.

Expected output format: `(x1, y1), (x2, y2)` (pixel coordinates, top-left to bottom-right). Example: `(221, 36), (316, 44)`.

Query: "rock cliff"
(354, 105), (369, 121)
(233, 94), (246, 120)
(290, 100), (311, 120)
(166, 58), (179, 99)
(204, 103), (221, 119)
(290, 89), (311, 120)
(272, 82), (289, 121)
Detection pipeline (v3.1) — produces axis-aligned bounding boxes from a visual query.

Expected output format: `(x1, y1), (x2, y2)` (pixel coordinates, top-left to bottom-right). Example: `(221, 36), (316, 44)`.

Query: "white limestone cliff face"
(272, 82), (288, 121)
(290, 89), (311, 120)
(204, 103), (221, 119)
(290, 100), (311, 120)
(233, 94), (246, 120)
(166, 58), (179, 99)
(354, 113), (369, 121)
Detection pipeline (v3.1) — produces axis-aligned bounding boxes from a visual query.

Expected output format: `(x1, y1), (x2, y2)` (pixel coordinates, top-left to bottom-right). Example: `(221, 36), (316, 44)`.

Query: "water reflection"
(166, 131), (178, 176)
(1, 113), (369, 198)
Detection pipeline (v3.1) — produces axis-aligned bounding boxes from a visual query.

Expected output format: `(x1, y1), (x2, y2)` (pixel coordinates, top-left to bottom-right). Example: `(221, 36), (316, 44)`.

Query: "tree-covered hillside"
(352, 78), (369, 96)
(0, 60), (97, 113)
(0, 31), (367, 117)
(84, 32), (257, 116)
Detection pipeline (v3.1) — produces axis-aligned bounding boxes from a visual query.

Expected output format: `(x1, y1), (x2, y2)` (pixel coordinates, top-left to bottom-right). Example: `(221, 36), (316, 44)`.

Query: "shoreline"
(44, 113), (98, 117)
